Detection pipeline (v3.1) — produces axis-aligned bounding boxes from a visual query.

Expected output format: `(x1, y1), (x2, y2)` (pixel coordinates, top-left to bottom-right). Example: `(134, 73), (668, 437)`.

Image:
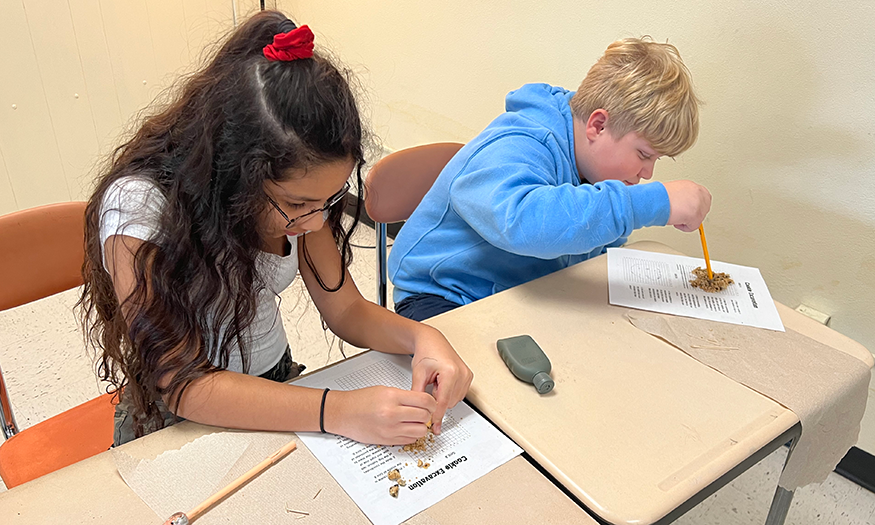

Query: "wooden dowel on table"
(163, 439), (298, 525)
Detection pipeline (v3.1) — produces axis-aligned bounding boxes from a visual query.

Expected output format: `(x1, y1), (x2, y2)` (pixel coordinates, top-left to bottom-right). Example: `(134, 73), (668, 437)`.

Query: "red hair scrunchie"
(263, 25), (314, 62)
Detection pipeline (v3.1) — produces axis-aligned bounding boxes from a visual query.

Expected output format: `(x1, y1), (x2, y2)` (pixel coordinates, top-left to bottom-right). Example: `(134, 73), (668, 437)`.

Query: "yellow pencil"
(698, 224), (714, 280)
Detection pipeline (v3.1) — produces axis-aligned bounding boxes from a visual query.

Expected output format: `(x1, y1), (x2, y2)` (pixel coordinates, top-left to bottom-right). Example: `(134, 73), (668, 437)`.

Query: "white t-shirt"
(99, 176), (298, 375)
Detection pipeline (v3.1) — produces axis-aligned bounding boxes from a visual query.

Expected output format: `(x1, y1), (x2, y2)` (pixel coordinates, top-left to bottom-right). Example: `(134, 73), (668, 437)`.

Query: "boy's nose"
(639, 164), (654, 180)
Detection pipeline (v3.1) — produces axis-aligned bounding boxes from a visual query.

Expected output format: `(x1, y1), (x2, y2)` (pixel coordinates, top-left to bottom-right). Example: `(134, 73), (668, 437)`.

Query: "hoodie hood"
(504, 83), (577, 160)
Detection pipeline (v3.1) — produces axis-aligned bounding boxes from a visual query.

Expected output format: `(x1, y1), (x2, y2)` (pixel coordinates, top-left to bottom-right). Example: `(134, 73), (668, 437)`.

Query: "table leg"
(764, 434), (799, 525)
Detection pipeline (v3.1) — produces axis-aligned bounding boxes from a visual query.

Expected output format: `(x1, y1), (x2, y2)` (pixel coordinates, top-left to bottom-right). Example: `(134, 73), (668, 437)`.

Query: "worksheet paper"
(294, 352), (522, 525)
(607, 248), (785, 331)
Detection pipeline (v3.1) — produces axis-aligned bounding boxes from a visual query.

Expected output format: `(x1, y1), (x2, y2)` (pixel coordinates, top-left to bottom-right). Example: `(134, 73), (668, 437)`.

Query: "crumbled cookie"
(403, 435), (428, 453)
(690, 267), (734, 293)
(387, 469), (401, 481)
(389, 484), (399, 498)
(403, 423), (435, 453)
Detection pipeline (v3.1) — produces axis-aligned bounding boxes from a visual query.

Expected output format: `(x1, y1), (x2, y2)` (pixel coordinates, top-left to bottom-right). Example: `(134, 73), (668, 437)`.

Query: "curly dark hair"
(78, 10), (366, 437)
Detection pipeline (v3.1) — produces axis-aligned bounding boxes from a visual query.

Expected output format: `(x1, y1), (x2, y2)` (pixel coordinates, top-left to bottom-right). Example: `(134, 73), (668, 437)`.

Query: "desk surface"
(3, 241), (871, 525)
(0, 420), (597, 524)
(425, 241), (873, 525)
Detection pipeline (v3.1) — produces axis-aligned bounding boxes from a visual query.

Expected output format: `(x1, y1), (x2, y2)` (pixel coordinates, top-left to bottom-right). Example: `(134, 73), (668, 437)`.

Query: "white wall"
(280, 0), (875, 452)
(0, 0), (264, 212)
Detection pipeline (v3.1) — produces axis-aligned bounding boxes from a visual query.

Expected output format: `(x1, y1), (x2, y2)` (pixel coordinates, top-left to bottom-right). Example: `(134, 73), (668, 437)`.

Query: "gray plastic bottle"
(496, 335), (554, 394)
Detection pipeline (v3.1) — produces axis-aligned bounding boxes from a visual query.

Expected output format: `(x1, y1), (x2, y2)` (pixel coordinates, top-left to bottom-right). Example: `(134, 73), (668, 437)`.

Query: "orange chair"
(364, 142), (465, 307)
(0, 202), (115, 489)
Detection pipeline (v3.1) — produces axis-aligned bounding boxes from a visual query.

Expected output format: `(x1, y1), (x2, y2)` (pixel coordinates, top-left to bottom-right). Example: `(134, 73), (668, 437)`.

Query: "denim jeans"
(394, 293), (462, 321)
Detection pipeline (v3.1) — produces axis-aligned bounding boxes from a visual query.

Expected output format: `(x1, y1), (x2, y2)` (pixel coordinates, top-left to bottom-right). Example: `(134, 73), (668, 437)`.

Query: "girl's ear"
(585, 109), (609, 142)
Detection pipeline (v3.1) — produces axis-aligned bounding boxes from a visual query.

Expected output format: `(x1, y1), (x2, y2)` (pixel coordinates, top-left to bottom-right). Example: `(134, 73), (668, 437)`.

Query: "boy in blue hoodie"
(389, 38), (712, 321)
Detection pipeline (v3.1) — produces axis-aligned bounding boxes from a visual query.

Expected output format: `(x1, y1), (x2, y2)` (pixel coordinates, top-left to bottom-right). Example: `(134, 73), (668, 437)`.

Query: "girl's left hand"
(410, 327), (474, 435)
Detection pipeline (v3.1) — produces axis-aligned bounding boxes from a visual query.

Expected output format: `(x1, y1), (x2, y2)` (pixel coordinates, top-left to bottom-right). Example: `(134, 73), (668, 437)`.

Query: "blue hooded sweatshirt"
(388, 83), (671, 306)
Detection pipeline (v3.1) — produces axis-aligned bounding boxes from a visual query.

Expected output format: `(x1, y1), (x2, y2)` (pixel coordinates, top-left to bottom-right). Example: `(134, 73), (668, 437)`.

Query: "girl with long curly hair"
(79, 10), (472, 446)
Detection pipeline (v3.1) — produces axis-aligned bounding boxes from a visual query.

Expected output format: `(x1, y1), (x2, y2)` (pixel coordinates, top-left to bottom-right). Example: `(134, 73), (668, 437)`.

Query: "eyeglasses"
(266, 181), (351, 229)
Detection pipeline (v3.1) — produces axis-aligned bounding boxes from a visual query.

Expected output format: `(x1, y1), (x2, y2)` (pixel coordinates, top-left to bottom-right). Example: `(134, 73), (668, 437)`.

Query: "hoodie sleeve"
(448, 134), (670, 259)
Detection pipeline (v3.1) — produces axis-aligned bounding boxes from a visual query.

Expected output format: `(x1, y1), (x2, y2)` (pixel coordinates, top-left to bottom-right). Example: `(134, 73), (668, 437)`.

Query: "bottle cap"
(532, 371), (554, 394)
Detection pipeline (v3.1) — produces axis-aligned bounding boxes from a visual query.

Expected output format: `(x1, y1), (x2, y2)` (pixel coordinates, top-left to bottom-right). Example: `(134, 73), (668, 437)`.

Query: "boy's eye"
(638, 151), (651, 160)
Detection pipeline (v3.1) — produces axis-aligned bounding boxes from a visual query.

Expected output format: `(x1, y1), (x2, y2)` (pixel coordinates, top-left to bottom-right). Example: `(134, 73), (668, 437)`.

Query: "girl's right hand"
(325, 386), (437, 445)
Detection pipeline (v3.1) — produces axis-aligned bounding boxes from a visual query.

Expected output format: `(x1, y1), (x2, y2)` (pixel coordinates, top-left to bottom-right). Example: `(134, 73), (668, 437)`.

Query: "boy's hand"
(663, 180), (712, 232)
(327, 386), (436, 445)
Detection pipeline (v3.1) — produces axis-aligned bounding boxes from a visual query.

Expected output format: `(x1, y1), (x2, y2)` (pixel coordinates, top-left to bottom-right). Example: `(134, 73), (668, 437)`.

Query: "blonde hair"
(570, 37), (701, 157)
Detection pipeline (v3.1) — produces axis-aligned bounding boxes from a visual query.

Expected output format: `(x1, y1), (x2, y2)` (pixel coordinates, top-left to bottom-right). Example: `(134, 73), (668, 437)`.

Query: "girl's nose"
(306, 209), (330, 229)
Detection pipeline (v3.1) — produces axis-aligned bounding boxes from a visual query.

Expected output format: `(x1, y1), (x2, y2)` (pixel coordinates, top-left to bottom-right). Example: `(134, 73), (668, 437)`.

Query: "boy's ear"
(585, 110), (609, 141)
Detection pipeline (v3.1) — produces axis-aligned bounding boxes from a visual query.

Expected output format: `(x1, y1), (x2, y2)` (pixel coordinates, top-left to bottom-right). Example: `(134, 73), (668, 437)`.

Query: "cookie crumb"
(402, 422), (436, 453)
(389, 484), (399, 498)
(690, 267), (734, 293)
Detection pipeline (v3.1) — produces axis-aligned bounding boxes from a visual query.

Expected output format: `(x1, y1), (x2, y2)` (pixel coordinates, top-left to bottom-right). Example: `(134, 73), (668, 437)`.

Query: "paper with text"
(294, 352), (522, 525)
(607, 248), (784, 331)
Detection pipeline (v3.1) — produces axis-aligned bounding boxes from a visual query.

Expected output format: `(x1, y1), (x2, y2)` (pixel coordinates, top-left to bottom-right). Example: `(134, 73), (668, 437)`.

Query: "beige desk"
(2, 241), (870, 525)
(425, 241), (873, 525)
(0, 419), (597, 524)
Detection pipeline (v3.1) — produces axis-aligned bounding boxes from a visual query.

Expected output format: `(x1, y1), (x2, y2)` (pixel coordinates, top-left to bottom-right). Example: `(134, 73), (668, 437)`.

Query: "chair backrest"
(0, 201), (87, 312)
(364, 142), (464, 224)
(363, 143), (464, 308)
(0, 201), (87, 439)
(0, 201), (116, 488)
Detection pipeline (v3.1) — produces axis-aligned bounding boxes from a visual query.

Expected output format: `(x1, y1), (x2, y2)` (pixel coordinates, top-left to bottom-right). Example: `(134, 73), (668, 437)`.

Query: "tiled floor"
(1, 225), (874, 523)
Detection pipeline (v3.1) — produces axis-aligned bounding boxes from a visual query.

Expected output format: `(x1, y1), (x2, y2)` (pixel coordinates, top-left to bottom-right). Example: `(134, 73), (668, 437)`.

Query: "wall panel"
(98, 1), (160, 122)
(0, 148), (16, 215)
(67, 0), (125, 161)
(146, 0), (193, 92)
(1, 0), (245, 213)
(24, 0), (101, 201)
(0, 0), (70, 209)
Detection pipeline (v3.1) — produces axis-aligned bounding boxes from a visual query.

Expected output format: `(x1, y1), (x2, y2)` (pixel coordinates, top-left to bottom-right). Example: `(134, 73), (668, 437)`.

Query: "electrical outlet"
(795, 304), (831, 326)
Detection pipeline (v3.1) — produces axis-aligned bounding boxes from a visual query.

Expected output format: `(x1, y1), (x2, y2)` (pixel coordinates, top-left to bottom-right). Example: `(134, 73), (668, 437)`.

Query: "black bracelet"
(319, 388), (331, 434)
